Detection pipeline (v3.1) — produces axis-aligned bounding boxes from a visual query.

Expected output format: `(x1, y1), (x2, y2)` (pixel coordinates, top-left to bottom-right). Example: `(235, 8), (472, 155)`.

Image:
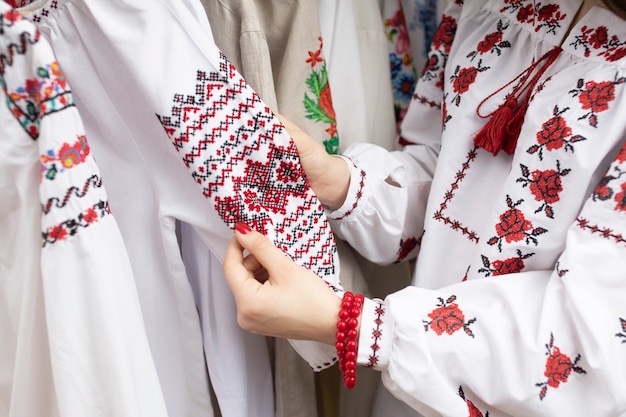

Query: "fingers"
(223, 234), (260, 297)
(233, 223), (292, 280)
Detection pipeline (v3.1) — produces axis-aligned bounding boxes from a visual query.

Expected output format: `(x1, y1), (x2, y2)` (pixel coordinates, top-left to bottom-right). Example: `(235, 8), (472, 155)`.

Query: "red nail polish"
(235, 222), (252, 234)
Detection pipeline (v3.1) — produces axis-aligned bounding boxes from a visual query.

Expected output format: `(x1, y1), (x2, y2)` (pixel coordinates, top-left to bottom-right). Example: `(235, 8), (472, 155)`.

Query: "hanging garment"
(13, 1), (342, 417)
(331, 1), (626, 416)
(0, 4), (168, 416)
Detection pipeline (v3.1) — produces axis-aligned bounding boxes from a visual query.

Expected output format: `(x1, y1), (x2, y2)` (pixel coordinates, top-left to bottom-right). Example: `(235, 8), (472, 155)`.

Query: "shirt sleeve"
(356, 141), (626, 417)
(327, 2), (462, 264)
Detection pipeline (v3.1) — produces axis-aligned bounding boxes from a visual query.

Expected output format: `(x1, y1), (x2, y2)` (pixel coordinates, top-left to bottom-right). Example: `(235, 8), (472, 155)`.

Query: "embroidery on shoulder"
(568, 73), (626, 128)
(303, 37), (339, 155)
(459, 386), (489, 417)
(499, 1), (567, 36)
(423, 295), (476, 338)
(466, 19), (511, 61)
(535, 332), (586, 400)
(570, 25), (626, 62)
(421, 13), (457, 90)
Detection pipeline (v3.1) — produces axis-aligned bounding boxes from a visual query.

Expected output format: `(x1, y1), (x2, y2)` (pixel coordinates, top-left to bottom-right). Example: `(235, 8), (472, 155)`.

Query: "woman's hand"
(277, 114), (350, 210)
(222, 223), (341, 345)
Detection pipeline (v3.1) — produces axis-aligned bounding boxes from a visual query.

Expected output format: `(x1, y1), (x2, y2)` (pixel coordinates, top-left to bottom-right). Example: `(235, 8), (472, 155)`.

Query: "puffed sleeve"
(356, 140), (626, 416)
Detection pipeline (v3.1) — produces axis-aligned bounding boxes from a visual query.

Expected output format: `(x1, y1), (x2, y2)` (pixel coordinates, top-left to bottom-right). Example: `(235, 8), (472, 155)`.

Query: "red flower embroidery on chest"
(517, 160), (570, 218)
(571, 25), (626, 62)
(467, 20), (511, 61)
(450, 60), (489, 106)
(423, 295), (476, 338)
(459, 386), (489, 417)
(535, 333), (586, 400)
(478, 249), (534, 277)
(527, 106), (587, 160)
(569, 74), (626, 128)
(488, 195), (547, 251)
(421, 14), (457, 90)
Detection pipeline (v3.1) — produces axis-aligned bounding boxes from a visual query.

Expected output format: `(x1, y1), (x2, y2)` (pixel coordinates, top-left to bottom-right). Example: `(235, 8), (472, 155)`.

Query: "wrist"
(315, 155), (350, 210)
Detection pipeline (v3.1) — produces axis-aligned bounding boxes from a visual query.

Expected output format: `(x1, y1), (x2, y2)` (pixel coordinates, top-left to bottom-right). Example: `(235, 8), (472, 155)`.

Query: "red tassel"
(473, 97), (517, 156)
(474, 46), (561, 156)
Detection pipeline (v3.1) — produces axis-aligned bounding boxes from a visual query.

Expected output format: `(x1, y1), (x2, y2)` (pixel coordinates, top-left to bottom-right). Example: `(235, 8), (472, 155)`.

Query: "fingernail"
(235, 222), (252, 234)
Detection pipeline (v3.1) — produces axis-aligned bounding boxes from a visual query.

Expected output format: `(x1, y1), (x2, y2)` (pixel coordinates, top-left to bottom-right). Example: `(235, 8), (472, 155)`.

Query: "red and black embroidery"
(527, 106), (586, 160)
(592, 145), (626, 212)
(570, 24), (626, 62)
(157, 53), (337, 278)
(333, 163), (366, 221)
(41, 174), (103, 214)
(517, 160), (570, 218)
(535, 333), (586, 400)
(396, 236), (419, 262)
(576, 217), (626, 247)
(0, 10), (40, 74)
(466, 20), (511, 61)
(450, 59), (489, 106)
(42, 200), (111, 247)
(500, 1), (567, 36)
(568, 73), (625, 128)
(487, 195), (548, 252)
(433, 148), (480, 243)
(617, 318), (626, 343)
(478, 249), (534, 277)
(366, 302), (385, 368)
(423, 295), (476, 338)
(421, 14), (457, 90)
(459, 386), (489, 417)
(555, 261), (569, 277)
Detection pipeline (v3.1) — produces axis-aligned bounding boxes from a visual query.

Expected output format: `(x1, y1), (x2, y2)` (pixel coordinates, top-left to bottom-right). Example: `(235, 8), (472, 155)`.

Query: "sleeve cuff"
(357, 297), (393, 371)
(325, 155), (367, 221)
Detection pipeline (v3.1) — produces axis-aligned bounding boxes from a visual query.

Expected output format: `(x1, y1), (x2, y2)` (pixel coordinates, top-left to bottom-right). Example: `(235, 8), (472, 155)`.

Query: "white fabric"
(0, 4), (168, 416)
(331, 1), (626, 416)
(13, 1), (343, 416)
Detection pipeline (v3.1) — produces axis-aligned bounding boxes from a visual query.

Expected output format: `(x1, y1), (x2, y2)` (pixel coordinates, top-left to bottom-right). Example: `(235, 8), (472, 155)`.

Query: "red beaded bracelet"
(335, 291), (364, 389)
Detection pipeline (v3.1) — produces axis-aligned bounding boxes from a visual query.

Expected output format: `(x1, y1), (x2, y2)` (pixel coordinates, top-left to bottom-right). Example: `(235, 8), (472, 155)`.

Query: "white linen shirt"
(331, 1), (626, 416)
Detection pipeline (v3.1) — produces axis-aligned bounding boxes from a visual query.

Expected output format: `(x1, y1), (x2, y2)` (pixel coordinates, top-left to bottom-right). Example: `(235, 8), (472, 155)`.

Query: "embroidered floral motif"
(467, 20), (511, 61)
(527, 106), (586, 160)
(592, 144), (626, 212)
(303, 37), (339, 155)
(397, 236), (419, 262)
(478, 249), (534, 277)
(5, 61), (74, 139)
(42, 200), (111, 247)
(617, 318), (626, 343)
(459, 386), (489, 417)
(384, 0), (417, 126)
(536, 333), (586, 400)
(421, 13), (457, 90)
(157, 54), (338, 279)
(40, 134), (90, 180)
(423, 295), (476, 338)
(517, 160), (570, 218)
(500, 1), (567, 36)
(568, 73), (626, 128)
(450, 59), (489, 106)
(487, 195), (547, 251)
(433, 148), (480, 243)
(570, 25), (626, 62)
(367, 302), (386, 368)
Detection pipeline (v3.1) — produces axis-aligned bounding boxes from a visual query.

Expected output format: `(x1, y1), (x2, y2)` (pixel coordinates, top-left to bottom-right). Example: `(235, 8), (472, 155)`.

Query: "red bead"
(335, 341), (345, 352)
(344, 368), (356, 378)
(350, 307), (361, 317)
(345, 351), (356, 361)
(339, 308), (350, 320)
(337, 320), (348, 331)
(346, 340), (357, 351)
(344, 360), (356, 370)
(344, 377), (356, 389)
(335, 331), (346, 341)
(347, 329), (357, 339)
(347, 317), (358, 329)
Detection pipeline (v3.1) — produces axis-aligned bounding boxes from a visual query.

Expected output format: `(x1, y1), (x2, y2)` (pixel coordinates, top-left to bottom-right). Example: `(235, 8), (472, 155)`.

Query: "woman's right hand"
(276, 114), (350, 210)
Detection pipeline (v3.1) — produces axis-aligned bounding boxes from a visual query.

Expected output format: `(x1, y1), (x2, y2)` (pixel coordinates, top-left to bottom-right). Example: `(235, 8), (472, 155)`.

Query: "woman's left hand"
(222, 223), (341, 345)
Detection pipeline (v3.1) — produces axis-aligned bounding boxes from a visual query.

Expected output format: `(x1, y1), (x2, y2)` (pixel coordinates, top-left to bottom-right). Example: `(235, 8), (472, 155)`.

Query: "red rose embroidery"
(488, 196), (547, 251)
(397, 236), (418, 262)
(518, 161), (570, 218)
(423, 295), (476, 338)
(528, 106), (586, 160)
(589, 26), (609, 48)
(569, 75), (625, 127)
(478, 250), (533, 277)
(432, 14), (456, 52)
(459, 386), (489, 417)
(614, 182), (626, 212)
(536, 333), (586, 400)
(450, 60), (489, 105)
